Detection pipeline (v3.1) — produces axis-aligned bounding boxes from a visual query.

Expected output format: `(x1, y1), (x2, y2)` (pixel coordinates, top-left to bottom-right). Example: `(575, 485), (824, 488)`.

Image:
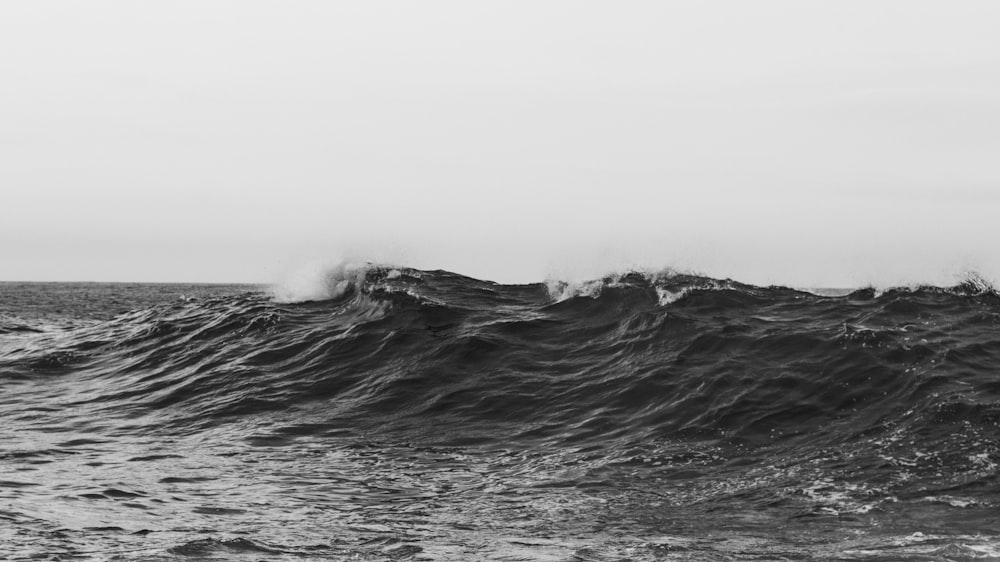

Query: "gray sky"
(2, 1), (998, 286)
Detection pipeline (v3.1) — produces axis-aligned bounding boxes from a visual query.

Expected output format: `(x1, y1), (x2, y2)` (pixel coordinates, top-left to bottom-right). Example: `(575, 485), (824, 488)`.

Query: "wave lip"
(269, 262), (429, 303)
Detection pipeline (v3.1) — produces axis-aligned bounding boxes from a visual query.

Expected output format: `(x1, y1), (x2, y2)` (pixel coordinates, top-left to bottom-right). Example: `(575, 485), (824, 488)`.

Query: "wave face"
(2, 269), (1000, 560)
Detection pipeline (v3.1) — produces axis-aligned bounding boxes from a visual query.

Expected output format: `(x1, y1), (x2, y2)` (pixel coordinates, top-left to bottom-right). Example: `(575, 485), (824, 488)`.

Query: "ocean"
(2, 267), (999, 561)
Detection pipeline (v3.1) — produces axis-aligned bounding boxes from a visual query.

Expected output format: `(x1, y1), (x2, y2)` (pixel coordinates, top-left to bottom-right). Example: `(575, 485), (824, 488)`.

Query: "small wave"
(269, 261), (423, 303)
(952, 270), (999, 297)
(168, 537), (284, 556)
(544, 277), (611, 302)
(0, 314), (45, 335)
(849, 270), (999, 300)
(270, 261), (372, 303)
(543, 269), (777, 308)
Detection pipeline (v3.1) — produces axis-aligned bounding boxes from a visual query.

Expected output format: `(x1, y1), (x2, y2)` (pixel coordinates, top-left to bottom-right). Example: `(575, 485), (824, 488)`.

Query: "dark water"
(2, 268), (1000, 561)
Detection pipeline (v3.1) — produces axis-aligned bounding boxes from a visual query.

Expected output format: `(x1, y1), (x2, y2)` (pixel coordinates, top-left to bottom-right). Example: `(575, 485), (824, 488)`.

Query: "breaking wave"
(3, 266), (1000, 559)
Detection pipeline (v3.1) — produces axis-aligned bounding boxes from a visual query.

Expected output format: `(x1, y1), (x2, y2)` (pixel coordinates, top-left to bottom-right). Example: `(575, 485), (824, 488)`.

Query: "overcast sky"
(2, 1), (998, 286)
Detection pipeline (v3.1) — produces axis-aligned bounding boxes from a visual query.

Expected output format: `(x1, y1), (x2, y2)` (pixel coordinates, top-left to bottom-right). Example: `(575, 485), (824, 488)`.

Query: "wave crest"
(269, 262), (417, 303)
(544, 269), (762, 306)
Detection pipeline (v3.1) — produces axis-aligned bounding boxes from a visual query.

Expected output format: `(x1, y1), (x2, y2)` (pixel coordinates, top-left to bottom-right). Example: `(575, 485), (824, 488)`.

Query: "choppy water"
(2, 268), (1000, 561)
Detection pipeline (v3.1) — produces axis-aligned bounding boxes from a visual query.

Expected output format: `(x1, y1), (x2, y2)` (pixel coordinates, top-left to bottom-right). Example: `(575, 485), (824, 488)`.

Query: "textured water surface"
(2, 270), (1000, 560)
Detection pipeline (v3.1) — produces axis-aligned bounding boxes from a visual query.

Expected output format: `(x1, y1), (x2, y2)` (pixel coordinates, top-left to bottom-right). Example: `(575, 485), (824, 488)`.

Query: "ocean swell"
(4, 268), (1000, 559)
(6, 267), (999, 450)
